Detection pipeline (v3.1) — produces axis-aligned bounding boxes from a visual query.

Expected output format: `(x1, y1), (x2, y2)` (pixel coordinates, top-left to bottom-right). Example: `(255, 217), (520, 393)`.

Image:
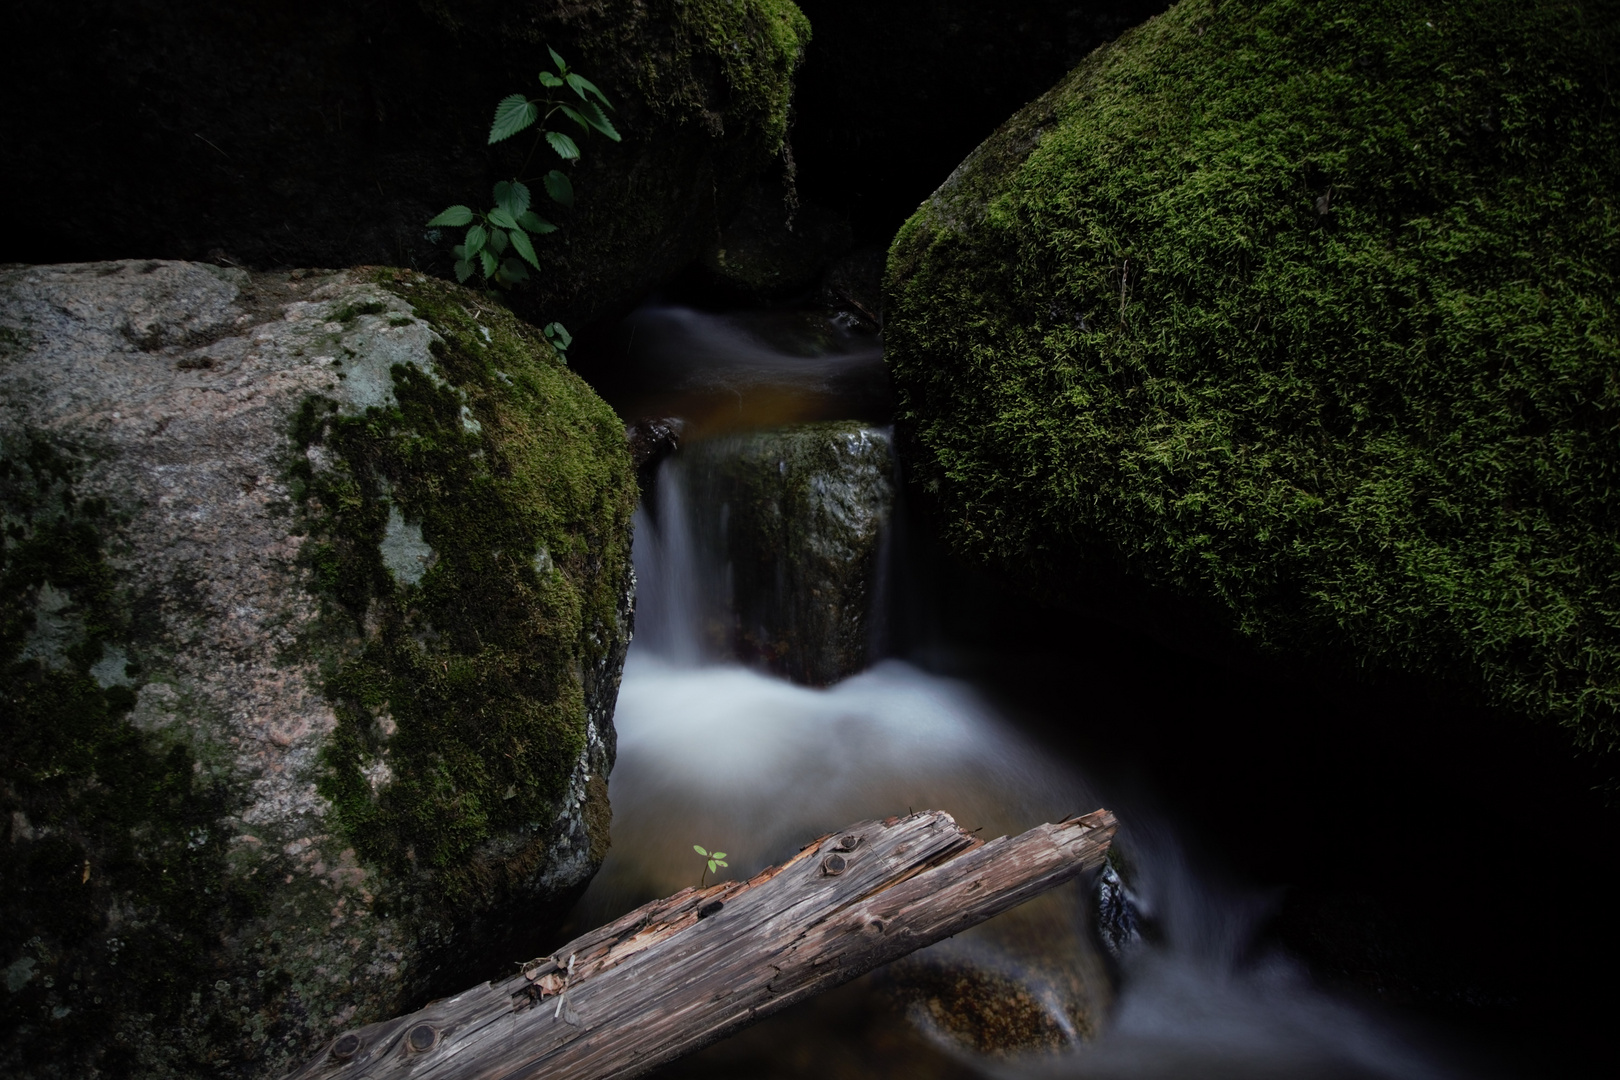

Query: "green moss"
(412, 0), (810, 329)
(684, 0), (812, 151)
(0, 438), (265, 1076)
(886, 1), (1620, 752)
(685, 423), (891, 684)
(332, 300), (388, 324)
(294, 271), (636, 900)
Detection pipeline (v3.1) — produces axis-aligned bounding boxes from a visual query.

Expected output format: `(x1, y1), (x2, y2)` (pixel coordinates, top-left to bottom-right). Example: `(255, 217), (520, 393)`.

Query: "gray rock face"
(0, 261), (636, 1078)
(683, 423), (893, 685)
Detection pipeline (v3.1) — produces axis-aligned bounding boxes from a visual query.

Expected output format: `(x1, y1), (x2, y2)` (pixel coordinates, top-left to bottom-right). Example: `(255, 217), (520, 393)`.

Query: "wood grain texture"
(282, 808), (1117, 1080)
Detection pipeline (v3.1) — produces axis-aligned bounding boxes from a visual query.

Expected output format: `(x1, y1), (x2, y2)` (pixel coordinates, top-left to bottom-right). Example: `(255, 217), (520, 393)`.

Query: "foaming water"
(618, 304), (884, 394)
(574, 654), (1094, 924)
(628, 470), (704, 667)
(1024, 837), (1463, 1080)
(583, 649), (1465, 1078)
(569, 302), (1468, 1079)
(578, 503), (1466, 1079)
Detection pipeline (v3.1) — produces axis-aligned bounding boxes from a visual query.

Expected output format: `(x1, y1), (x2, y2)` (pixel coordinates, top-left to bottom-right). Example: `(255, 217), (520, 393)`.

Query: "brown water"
(573, 303), (891, 438)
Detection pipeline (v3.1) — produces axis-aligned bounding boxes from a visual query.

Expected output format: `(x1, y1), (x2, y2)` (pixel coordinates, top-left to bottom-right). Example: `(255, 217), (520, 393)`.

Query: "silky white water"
(567, 302), (1467, 1079)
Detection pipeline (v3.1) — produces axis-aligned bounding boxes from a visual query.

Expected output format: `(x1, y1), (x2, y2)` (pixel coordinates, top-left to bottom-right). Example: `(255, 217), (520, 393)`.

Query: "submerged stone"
(885, 938), (1105, 1057)
(0, 261), (636, 1078)
(683, 423), (893, 685)
(885, 0), (1620, 757)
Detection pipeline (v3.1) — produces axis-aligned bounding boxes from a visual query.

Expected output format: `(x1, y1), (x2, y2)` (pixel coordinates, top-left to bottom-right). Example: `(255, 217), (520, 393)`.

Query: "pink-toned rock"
(0, 261), (635, 1079)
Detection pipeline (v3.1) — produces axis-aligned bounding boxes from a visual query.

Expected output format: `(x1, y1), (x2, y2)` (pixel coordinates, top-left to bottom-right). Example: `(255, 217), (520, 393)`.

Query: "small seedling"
(693, 844), (728, 886)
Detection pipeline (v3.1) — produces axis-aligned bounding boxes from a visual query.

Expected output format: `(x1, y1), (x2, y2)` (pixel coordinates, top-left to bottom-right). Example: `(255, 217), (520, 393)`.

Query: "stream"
(564, 302), (1469, 1079)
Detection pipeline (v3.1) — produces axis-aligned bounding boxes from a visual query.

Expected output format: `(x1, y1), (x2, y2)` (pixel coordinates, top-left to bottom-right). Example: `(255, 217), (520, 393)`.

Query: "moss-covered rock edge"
(885, 0), (1620, 754)
(291, 269), (636, 901)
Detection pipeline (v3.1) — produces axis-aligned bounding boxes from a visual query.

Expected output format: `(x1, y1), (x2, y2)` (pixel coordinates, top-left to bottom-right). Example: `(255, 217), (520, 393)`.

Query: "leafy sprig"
(693, 844), (728, 886)
(428, 48), (620, 294)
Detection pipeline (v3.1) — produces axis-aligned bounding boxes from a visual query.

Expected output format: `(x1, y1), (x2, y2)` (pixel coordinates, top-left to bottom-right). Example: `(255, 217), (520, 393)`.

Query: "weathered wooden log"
(284, 807), (1117, 1080)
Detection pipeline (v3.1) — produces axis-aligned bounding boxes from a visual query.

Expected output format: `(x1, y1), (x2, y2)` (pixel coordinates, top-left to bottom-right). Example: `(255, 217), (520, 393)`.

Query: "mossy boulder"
(885, 0), (1620, 754)
(683, 423), (893, 684)
(0, 261), (636, 1077)
(694, 181), (854, 302)
(1, 0), (810, 329)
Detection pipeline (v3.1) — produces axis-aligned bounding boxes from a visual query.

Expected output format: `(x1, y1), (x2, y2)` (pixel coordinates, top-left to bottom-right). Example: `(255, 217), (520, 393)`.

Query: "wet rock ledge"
(0, 261), (637, 1078)
(685, 422), (893, 686)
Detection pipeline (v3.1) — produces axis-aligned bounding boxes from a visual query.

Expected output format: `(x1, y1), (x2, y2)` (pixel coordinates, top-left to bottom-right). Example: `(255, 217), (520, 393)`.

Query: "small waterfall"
(568, 301), (1468, 1079)
(632, 422), (895, 684)
(628, 460), (706, 665)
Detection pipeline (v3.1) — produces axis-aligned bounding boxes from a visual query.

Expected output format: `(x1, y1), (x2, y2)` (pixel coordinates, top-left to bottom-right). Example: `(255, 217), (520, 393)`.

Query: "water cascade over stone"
(568, 296), (1471, 1080)
(643, 423), (894, 684)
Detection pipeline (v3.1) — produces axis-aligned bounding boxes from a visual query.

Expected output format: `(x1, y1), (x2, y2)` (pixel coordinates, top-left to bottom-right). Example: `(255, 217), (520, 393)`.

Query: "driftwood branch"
(284, 807), (1117, 1080)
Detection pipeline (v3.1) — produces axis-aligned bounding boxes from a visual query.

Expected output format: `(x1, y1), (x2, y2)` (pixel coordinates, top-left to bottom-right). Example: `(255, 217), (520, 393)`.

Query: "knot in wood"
(407, 1023), (438, 1053)
(329, 1033), (361, 1061)
(821, 852), (848, 876)
(836, 834), (861, 851)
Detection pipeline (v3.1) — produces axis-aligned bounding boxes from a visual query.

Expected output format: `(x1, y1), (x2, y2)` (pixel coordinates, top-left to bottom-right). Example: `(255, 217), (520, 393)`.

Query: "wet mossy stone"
(885, 0), (1620, 755)
(695, 180), (855, 303)
(682, 423), (892, 685)
(0, 261), (635, 1078)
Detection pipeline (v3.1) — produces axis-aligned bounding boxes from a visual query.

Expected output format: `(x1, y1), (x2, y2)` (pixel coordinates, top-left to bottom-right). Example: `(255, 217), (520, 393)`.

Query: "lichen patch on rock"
(0, 261), (635, 1079)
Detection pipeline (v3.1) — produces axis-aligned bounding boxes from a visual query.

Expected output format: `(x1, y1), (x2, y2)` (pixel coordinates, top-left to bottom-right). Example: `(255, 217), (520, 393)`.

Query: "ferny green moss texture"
(885, 0), (1620, 752)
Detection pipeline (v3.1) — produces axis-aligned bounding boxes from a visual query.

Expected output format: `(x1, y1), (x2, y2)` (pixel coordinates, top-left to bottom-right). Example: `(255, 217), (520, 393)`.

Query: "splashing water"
(567, 301), (1470, 1079)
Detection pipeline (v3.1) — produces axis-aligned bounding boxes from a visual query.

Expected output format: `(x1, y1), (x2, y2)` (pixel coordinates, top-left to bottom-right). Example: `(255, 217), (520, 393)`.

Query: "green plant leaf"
(544, 322), (572, 350)
(488, 227), (509, 256)
(493, 180), (531, 218)
(451, 244), (468, 258)
(489, 94), (539, 143)
(509, 227), (540, 270)
(546, 131), (581, 162)
(548, 46), (567, 74)
(488, 207), (519, 230)
(577, 100), (621, 142)
(693, 845), (708, 856)
(465, 224), (488, 257)
(707, 859), (718, 873)
(538, 71), (564, 88)
(453, 258), (475, 283)
(714, 859), (728, 868)
(567, 73), (612, 109)
(544, 170), (575, 208)
(517, 211), (557, 234)
(558, 104), (591, 132)
(585, 78), (613, 110)
(711, 853), (726, 860)
(479, 248), (497, 277)
(499, 257), (530, 284)
(427, 204), (475, 227)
